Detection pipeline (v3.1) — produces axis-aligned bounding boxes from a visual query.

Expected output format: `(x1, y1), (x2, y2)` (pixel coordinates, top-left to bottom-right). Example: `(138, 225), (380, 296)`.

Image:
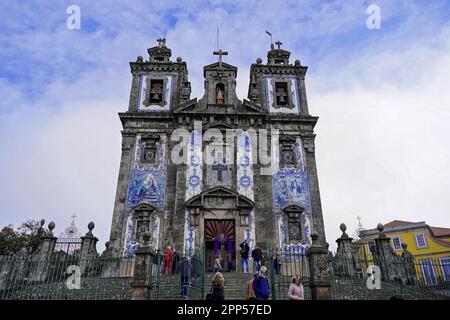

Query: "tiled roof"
(430, 226), (450, 238)
(383, 220), (416, 228)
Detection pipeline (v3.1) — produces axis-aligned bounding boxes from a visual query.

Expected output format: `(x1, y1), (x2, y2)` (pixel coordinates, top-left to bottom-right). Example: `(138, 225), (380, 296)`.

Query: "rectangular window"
(415, 233), (427, 248)
(367, 240), (376, 254)
(391, 236), (402, 251)
(421, 259), (438, 285)
(440, 257), (450, 281)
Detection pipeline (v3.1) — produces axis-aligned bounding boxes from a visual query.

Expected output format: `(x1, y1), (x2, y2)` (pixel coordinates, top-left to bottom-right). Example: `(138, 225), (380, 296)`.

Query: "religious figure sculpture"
(216, 87), (224, 104)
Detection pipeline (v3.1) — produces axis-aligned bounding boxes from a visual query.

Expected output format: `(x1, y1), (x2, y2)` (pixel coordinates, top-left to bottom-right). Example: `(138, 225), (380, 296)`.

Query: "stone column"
(131, 232), (154, 300)
(31, 221), (57, 282)
(307, 232), (332, 300)
(80, 222), (99, 275)
(373, 223), (400, 282)
(334, 223), (355, 276)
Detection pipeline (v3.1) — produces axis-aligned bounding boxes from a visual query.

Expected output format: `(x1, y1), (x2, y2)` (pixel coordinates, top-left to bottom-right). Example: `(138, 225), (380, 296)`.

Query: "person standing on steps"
(153, 249), (160, 276)
(253, 266), (270, 300)
(209, 272), (225, 300)
(214, 255), (222, 273)
(247, 273), (257, 300)
(180, 256), (191, 299)
(251, 247), (262, 272)
(163, 245), (173, 275)
(240, 239), (250, 273)
(172, 250), (179, 274)
(287, 275), (304, 300)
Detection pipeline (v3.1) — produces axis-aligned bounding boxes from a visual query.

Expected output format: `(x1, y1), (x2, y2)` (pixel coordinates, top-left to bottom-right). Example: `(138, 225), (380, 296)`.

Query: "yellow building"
(357, 220), (450, 286)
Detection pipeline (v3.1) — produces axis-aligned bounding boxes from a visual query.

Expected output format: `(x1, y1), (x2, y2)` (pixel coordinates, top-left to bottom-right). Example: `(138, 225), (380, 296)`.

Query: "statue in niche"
(216, 83), (225, 105)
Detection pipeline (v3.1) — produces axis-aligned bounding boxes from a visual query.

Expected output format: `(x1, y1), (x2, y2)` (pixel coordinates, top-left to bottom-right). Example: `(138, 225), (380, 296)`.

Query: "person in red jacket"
(163, 246), (173, 275)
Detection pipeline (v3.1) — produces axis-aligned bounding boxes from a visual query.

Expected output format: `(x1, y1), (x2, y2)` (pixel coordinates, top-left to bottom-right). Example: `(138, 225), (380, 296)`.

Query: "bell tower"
(198, 48), (241, 109)
(127, 38), (191, 112)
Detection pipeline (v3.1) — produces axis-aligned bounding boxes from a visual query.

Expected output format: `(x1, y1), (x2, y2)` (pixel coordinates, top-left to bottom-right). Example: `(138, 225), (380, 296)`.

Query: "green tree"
(0, 220), (47, 255)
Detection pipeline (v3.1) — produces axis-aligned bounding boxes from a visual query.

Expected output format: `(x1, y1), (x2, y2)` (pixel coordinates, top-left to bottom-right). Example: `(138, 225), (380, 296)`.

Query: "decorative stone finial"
(88, 222), (95, 232)
(294, 59), (301, 66)
(40, 219), (45, 227)
(46, 221), (55, 237)
(256, 57), (262, 64)
(377, 223), (384, 233)
(310, 232), (319, 243)
(340, 223), (347, 233)
(136, 56), (144, 63)
(176, 56), (182, 63)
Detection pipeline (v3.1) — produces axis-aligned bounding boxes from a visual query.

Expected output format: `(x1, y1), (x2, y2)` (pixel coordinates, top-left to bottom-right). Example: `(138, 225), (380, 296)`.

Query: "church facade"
(108, 39), (327, 271)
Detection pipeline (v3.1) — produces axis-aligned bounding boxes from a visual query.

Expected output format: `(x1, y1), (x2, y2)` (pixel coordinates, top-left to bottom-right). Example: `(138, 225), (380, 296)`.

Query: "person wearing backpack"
(252, 266), (270, 300)
(251, 247), (262, 272)
(240, 239), (250, 273)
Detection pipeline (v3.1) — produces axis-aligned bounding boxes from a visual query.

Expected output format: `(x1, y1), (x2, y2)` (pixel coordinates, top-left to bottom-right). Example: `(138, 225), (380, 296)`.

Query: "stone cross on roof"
(213, 49), (228, 69)
(275, 41), (283, 50)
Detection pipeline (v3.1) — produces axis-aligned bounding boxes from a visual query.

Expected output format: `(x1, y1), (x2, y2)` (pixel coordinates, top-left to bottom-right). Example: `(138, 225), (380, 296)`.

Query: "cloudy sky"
(0, 0), (449, 252)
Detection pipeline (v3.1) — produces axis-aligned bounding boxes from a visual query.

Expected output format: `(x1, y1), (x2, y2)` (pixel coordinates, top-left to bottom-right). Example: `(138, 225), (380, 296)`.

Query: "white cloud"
(1, 1), (449, 252)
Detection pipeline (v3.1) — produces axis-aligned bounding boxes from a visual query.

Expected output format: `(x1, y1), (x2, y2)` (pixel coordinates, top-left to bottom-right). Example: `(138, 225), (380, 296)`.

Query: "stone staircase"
(3, 277), (133, 300)
(205, 272), (256, 300)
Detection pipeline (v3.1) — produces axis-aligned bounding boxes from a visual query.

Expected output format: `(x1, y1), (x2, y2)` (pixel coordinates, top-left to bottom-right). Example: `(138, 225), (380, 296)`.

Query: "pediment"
(203, 122), (237, 131)
(132, 202), (157, 212)
(282, 204), (305, 213)
(185, 187), (254, 209)
(242, 99), (266, 114)
(173, 98), (197, 113)
(203, 62), (237, 77)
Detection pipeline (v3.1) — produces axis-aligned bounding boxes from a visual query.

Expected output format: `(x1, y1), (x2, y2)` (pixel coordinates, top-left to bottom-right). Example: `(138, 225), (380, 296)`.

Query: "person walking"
(273, 255), (282, 275)
(287, 276), (304, 300)
(253, 266), (270, 300)
(240, 240), (250, 273)
(163, 245), (173, 275)
(251, 247), (262, 272)
(180, 256), (191, 299)
(208, 272), (225, 300)
(247, 273), (257, 300)
(153, 249), (160, 275)
(172, 250), (179, 274)
(214, 255), (222, 273)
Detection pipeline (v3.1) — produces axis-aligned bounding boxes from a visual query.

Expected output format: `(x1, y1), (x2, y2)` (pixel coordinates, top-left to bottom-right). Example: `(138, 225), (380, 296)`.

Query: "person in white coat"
(287, 276), (304, 300)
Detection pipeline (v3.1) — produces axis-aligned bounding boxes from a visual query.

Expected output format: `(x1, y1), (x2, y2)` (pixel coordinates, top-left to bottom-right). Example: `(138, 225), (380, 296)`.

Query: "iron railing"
(0, 254), (134, 300)
(330, 253), (450, 300)
(267, 248), (312, 300)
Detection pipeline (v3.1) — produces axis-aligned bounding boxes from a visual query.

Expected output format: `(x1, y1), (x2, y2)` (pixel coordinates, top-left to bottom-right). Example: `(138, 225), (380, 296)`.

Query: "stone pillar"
(307, 232), (332, 300)
(80, 222), (99, 275)
(373, 223), (401, 282)
(31, 221), (57, 282)
(334, 223), (355, 276)
(131, 232), (154, 300)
